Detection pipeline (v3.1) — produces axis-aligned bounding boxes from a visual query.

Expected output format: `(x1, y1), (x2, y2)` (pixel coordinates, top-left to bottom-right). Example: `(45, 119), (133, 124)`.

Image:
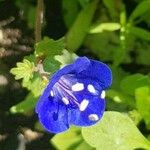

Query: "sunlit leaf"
(51, 127), (82, 150)
(10, 59), (35, 82)
(82, 111), (150, 150)
(54, 49), (78, 68)
(90, 23), (120, 33)
(135, 86), (150, 129)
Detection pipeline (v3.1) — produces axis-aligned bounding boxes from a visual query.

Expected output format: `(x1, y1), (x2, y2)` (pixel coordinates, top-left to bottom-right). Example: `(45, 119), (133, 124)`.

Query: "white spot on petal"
(87, 84), (97, 94)
(71, 83), (84, 92)
(79, 99), (89, 111)
(88, 114), (99, 121)
(62, 97), (69, 105)
(50, 90), (54, 97)
(101, 90), (105, 99)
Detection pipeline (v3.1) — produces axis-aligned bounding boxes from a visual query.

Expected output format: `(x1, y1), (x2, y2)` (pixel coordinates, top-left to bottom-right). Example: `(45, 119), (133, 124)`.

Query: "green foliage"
(82, 111), (150, 150)
(51, 127), (93, 150)
(129, 0), (150, 22)
(54, 49), (78, 68)
(10, 59), (35, 82)
(90, 23), (121, 33)
(136, 87), (150, 129)
(35, 37), (65, 57)
(120, 74), (150, 96)
(10, 93), (38, 114)
(9, 0), (150, 149)
(62, 0), (79, 28)
(66, 0), (98, 51)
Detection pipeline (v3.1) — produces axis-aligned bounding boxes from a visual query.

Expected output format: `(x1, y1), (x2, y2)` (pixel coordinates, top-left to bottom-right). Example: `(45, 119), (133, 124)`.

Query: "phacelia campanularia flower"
(35, 57), (112, 133)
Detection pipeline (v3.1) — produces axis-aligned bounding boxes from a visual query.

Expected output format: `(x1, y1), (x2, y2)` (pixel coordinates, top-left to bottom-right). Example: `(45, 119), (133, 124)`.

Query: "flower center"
(52, 74), (80, 107)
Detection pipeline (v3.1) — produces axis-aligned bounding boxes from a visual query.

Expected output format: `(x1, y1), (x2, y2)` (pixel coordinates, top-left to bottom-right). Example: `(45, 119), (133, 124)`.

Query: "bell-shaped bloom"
(35, 57), (112, 133)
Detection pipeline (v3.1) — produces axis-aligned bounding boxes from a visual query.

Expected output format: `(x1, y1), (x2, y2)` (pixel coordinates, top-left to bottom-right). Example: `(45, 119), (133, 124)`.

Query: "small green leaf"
(54, 49), (78, 68)
(51, 127), (82, 150)
(90, 23), (121, 33)
(22, 73), (48, 97)
(66, 0), (98, 51)
(130, 26), (150, 41)
(43, 56), (60, 73)
(35, 37), (65, 57)
(129, 0), (150, 22)
(10, 93), (38, 114)
(120, 74), (150, 96)
(82, 111), (150, 150)
(10, 59), (35, 82)
(135, 86), (150, 129)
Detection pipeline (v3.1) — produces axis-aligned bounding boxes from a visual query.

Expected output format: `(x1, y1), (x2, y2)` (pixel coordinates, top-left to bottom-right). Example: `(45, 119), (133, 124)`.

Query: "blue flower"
(35, 57), (112, 133)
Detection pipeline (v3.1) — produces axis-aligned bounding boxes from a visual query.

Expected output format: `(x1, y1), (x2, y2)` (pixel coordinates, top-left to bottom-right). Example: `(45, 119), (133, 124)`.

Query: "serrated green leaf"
(90, 23), (121, 33)
(82, 111), (150, 150)
(129, 0), (150, 22)
(66, 0), (98, 51)
(135, 86), (150, 129)
(120, 74), (150, 96)
(35, 37), (65, 57)
(130, 26), (150, 41)
(51, 127), (82, 150)
(10, 93), (38, 114)
(10, 59), (35, 82)
(54, 49), (78, 68)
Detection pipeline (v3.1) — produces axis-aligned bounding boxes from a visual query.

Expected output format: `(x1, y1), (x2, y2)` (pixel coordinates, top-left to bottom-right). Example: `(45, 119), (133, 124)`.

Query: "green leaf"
(22, 73), (48, 97)
(51, 127), (82, 150)
(78, 0), (90, 8)
(10, 93), (37, 114)
(120, 74), (150, 96)
(129, 0), (150, 22)
(82, 111), (150, 150)
(107, 89), (135, 109)
(90, 23), (121, 33)
(102, 0), (117, 18)
(136, 44), (150, 65)
(54, 49), (78, 68)
(130, 26), (150, 41)
(66, 0), (97, 51)
(10, 59), (35, 82)
(43, 56), (60, 73)
(62, 0), (79, 28)
(35, 37), (65, 57)
(135, 86), (150, 129)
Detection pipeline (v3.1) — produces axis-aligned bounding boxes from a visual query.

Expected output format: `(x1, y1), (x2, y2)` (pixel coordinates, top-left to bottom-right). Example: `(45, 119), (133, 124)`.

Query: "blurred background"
(0, 0), (150, 150)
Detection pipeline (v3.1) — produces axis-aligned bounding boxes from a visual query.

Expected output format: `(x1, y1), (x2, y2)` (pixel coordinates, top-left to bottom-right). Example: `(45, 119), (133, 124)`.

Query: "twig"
(35, 0), (44, 43)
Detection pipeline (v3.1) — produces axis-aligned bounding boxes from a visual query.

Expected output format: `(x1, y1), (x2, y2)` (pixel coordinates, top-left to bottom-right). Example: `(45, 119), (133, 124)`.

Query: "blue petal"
(74, 57), (112, 89)
(69, 96), (105, 126)
(37, 97), (69, 133)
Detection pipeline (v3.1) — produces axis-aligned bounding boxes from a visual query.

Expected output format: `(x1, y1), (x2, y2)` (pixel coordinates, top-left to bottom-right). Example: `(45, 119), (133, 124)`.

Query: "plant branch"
(35, 0), (44, 43)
